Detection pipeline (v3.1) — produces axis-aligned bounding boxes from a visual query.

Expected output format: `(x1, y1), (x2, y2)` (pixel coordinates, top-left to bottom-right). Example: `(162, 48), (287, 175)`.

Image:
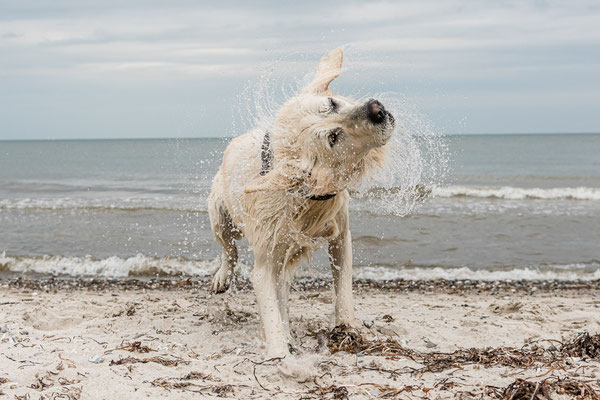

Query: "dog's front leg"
(251, 257), (289, 357)
(328, 228), (355, 327)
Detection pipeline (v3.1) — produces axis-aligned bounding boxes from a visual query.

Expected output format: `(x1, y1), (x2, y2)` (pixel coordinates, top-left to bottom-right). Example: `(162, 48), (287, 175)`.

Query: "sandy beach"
(0, 277), (599, 399)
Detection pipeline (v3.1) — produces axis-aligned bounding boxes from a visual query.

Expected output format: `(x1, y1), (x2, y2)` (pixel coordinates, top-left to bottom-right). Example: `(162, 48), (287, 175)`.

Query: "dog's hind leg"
(209, 196), (241, 293)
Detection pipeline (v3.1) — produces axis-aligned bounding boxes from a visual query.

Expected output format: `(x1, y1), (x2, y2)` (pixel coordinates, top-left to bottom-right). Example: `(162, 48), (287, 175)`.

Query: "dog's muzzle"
(366, 99), (394, 125)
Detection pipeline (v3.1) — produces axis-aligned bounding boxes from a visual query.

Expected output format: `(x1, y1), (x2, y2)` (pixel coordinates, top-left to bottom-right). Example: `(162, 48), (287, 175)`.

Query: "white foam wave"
(433, 186), (600, 201)
(2, 252), (599, 281)
(0, 198), (208, 212)
(0, 252), (219, 277)
(355, 264), (600, 281)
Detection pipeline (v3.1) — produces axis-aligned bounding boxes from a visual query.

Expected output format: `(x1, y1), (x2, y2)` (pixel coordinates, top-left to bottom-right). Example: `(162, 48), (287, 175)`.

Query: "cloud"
(0, 0), (599, 138)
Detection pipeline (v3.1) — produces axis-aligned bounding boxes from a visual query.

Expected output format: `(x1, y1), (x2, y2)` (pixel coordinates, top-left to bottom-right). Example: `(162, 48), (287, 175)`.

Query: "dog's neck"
(260, 131), (337, 201)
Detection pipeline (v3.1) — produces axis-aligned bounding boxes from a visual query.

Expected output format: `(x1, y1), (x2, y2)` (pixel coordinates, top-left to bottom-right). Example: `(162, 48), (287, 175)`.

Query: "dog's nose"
(367, 99), (386, 124)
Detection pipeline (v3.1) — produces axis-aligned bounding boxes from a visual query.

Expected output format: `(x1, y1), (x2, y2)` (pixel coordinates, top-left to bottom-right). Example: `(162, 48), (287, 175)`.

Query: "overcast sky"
(1, 0), (599, 139)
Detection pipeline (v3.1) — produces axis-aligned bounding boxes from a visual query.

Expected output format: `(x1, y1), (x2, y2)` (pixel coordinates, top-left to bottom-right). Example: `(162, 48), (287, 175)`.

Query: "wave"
(432, 186), (600, 201)
(0, 252), (218, 277)
(2, 185), (598, 214)
(355, 263), (600, 281)
(0, 198), (208, 213)
(2, 252), (599, 281)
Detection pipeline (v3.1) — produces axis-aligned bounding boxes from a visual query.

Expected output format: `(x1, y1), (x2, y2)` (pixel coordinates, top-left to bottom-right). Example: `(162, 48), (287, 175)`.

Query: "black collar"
(260, 131), (336, 201)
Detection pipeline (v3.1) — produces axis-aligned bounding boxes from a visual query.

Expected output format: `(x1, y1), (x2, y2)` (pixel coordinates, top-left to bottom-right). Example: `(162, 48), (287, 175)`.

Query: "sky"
(1, 0), (599, 140)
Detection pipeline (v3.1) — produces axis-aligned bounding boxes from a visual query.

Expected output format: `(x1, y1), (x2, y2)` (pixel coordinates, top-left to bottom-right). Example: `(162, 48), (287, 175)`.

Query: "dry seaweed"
(301, 385), (349, 400)
(105, 341), (155, 354)
(492, 377), (600, 400)
(381, 314), (394, 323)
(326, 325), (366, 353)
(150, 371), (219, 392)
(109, 356), (189, 367)
(322, 327), (600, 374)
(39, 390), (82, 400)
(412, 345), (551, 373)
(561, 332), (600, 359)
(359, 383), (420, 398)
(181, 371), (216, 381)
(150, 378), (234, 397)
(29, 376), (53, 391)
(151, 378), (194, 390)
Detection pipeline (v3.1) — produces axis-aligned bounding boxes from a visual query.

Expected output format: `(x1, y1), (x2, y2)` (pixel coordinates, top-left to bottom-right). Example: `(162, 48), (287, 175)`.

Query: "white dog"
(208, 48), (395, 356)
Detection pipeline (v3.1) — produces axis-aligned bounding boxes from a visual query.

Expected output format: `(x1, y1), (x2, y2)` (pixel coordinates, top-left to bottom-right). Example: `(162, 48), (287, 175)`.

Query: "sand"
(1, 277), (599, 399)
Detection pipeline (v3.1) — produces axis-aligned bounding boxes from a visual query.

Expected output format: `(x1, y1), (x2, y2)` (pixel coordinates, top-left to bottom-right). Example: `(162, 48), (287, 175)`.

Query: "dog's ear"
(303, 48), (343, 95)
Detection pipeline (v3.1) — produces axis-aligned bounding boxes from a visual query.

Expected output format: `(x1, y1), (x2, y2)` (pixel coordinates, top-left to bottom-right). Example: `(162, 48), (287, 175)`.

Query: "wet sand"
(1, 277), (599, 399)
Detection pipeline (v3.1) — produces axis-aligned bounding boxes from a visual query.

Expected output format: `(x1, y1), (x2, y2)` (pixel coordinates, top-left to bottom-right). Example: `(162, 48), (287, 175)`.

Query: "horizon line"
(1, 132), (599, 142)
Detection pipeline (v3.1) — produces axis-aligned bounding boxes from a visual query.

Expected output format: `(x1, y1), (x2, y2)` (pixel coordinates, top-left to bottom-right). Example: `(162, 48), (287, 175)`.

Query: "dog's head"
(246, 48), (394, 197)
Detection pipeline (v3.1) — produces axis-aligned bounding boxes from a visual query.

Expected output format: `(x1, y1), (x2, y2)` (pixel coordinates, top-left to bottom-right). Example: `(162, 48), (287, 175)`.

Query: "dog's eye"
(328, 128), (341, 147)
(328, 97), (338, 113)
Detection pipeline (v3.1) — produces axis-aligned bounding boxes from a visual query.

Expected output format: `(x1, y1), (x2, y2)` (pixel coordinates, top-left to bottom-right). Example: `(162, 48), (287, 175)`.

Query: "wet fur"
(208, 48), (393, 356)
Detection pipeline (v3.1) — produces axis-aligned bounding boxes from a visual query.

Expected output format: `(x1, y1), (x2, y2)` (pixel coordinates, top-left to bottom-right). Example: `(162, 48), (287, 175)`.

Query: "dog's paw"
(277, 353), (320, 381)
(265, 343), (291, 359)
(211, 267), (232, 293)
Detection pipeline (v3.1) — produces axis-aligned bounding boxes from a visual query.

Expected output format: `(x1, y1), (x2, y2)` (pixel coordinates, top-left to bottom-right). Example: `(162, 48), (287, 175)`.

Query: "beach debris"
(382, 314), (394, 323)
(126, 304), (137, 316)
(491, 377), (600, 400)
(149, 371), (219, 391)
(0, 377), (9, 385)
(208, 303), (253, 326)
(29, 375), (53, 391)
(112, 302), (139, 317)
(317, 328), (600, 374)
(362, 320), (374, 329)
(109, 356), (189, 367)
(105, 341), (156, 354)
(88, 354), (104, 364)
(181, 371), (217, 381)
(303, 385), (349, 400)
(231, 356), (285, 391)
(58, 353), (77, 368)
(151, 378), (232, 396)
(326, 325), (365, 353)
(561, 331), (600, 359)
(4, 275), (600, 296)
(151, 378), (194, 390)
(359, 383), (421, 398)
(211, 384), (234, 397)
(58, 377), (81, 386)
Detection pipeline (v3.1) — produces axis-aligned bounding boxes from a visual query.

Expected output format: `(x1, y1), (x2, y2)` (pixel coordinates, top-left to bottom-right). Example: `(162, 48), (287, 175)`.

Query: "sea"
(1, 134), (599, 281)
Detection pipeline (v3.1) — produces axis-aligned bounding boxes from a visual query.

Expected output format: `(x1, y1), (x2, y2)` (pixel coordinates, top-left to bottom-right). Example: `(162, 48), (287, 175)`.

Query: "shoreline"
(1, 277), (599, 399)
(2, 275), (600, 293)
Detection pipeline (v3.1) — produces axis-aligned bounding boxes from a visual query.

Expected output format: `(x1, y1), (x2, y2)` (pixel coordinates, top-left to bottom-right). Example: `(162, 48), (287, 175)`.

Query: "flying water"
(230, 50), (450, 217)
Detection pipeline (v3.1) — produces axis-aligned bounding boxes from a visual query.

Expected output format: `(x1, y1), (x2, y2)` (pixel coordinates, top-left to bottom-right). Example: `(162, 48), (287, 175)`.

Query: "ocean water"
(1, 134), (599, 280)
